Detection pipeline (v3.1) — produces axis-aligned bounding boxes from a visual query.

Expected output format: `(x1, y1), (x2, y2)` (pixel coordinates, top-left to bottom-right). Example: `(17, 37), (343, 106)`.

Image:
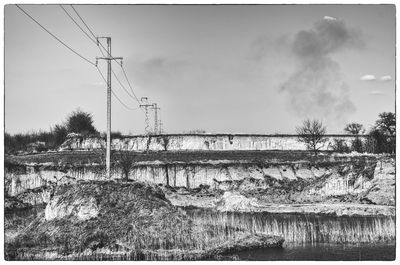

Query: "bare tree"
(296, 119), (327, 155)
(115, 151), (135, 181)
(161, 135), (170, 151)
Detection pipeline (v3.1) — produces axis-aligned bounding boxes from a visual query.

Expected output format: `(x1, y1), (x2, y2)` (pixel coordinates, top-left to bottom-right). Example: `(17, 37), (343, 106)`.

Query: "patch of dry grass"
(5, 181), (283, 260)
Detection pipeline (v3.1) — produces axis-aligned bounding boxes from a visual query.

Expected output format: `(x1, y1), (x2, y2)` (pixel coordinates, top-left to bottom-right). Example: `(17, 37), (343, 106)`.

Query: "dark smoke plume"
(281, 17), (364, 121)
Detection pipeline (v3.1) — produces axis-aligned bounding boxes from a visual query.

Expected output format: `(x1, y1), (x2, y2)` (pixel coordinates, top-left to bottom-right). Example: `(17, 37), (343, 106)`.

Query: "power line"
(18, 4), (138, 111)
(112, 69), (140, 103)
(96, 66), (139, 111)
(120, 64), (141, 104)
(96, 66), (138, 111)
(71, 4), (143, 107)
(16, 4), (96, 67)
(70, 5), (111, 57)
(69, 5), (148, 122)
(98, 46), (145, 114)
(59, 5), (97, 45)
(70, 4), (142, 108)
(96, 45), (139, 104)
(70, 5), (97, 41)
(17, 4), (148, 138)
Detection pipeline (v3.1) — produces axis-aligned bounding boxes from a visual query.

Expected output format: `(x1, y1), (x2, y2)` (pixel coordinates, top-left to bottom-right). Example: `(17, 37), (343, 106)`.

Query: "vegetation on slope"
(5, 149), (381, 168)
(5, 181), (283, 260)
(5, 109), (105, 155)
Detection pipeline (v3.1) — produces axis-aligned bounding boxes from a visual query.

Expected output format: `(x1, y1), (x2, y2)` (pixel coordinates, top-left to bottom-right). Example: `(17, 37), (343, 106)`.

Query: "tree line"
(296, 112), (395, 155)
(5, 110), (396, 155)
(5, 109), (98, 154)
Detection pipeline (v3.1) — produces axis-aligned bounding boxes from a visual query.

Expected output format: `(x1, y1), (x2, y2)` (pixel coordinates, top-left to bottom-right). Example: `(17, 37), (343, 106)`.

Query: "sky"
(4, 4), (395, 135)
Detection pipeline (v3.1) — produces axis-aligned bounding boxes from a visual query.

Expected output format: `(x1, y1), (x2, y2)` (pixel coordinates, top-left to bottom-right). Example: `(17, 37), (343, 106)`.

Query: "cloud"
(324, 16), (337, 21)
(380, 75), (392, 81)
(129, 56), (196, 89)
(280, 17), (363, 122)
(369, 90), (384, 95)
(360, 75), (393, 82)
(360, 75), (376, 81)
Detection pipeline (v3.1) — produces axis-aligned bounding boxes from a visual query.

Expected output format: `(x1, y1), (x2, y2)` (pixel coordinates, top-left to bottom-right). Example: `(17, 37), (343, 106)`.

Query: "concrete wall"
(60, 134), (368, 152)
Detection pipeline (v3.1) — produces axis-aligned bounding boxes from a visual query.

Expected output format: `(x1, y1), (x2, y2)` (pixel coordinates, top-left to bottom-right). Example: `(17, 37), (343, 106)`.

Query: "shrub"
(4, 133), (17, 154)
(368, 128), (395, 154)
(331, 139), (350, 153)
(111, 131), (123, 139)
(114, 152), (135, 181)
(351, 137), (363, 153)
(52, 124), (68, 146)
(186, 129), (206, 134)
(65, 109), (97, 136)
(364, 112), (396, 154)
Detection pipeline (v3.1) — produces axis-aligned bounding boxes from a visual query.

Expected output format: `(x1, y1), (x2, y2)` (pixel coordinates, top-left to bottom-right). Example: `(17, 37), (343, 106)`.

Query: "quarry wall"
(5, 156), (379, 202)
(60, 134), (368, 152)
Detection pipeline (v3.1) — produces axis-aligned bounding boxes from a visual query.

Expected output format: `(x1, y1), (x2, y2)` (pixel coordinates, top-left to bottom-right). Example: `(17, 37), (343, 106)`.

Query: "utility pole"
(96, 37), (122, 179)
(152, 103), (160, 135)
(140, 97), (153, 134)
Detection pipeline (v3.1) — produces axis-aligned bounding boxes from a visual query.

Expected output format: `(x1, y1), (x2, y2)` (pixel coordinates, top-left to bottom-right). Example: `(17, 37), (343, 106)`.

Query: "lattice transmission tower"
(140, 97), (153, 134)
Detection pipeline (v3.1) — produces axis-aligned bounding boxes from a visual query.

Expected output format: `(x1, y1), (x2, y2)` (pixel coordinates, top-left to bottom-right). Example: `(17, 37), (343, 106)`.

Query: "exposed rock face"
(162, 157), (395, 213)
(6, 166), (106, 197)
(17, 186), (54, 206)
(45, 196), (99, 221)
(5, 159), (373, 197)
(215, 191), (260, 212)
(6, 156), (394, 210)
(59, 134), (368, 152)
(357, 158), (395, 205)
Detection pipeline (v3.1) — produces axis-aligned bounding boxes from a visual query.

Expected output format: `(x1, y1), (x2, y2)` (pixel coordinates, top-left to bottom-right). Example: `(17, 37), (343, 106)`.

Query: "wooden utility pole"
(96, 37), (122, 178)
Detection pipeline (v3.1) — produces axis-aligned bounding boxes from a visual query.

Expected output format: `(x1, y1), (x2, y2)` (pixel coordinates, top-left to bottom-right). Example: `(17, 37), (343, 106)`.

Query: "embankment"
(5, 152), (395, 213)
